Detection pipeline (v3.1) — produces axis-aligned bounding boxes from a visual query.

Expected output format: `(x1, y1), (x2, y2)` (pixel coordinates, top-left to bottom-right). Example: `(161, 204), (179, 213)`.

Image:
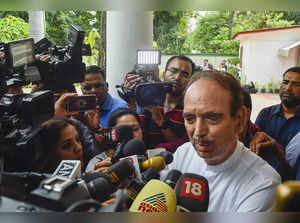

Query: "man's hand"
(145, 106), (165, 127)
(84, 106), (101, 131)
(93, 157), (112, 172)
(54, 93), (80, 117)
(94, 129), (109, 148)
(249, 132), (283, 157)
(124, 74), (141, 91)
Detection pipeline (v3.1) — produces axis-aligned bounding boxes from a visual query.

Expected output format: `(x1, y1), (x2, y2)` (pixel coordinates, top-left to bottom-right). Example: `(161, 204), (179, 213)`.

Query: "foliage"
(84, 29), (100, 65)
(227, 57), (240, 79)
(279, 11), (300, 24)
(191, 11), (294, 54)
(254, 81), (259, 91)
(0, 15), (29, 41)
(153, 11), (197, 54)
(267, 79), (274, 93)
(45, 11), (103, 67)
(260, 84), (266, 93)
(0, 11), (28, 22)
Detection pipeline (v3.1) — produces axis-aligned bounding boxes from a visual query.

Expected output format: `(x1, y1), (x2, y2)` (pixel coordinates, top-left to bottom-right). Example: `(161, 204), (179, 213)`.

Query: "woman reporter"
(86, 108), (144, 172)
(38, 117), (84, 173)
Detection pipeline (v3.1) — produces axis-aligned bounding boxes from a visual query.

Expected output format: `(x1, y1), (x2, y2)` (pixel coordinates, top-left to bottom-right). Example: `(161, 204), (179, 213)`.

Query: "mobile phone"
(66, 94), (97, 112)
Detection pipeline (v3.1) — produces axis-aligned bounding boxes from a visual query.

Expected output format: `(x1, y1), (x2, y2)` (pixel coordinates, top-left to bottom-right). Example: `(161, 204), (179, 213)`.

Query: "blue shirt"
(99, 94), (127, 128)
(255, 104), (300, 148)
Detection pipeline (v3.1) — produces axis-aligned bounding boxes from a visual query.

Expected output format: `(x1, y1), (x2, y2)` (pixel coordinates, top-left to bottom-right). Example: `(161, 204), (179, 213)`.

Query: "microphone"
(129, 179), (177, 212)
(28, 159), (135, 211)
(97, 125), (134, 144)
(123, 168), (160, 209)
(0, 160), (81, 201)
(123, 138), (147, 156)
(140, 156), (166, 172)
(113, 139), (147, 180)
(146, 148), (166, 158)
(112, 138), (147, 163)
(155, 151), (173, 165)
(164, 169), (182, 189)
(142, 168), (160, 182)
(273, 181), (300, 212)
(175, 173), (209, 212)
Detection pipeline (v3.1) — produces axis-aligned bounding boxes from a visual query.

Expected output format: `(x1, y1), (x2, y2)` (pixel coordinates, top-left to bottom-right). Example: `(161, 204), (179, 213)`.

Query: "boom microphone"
(273, 181), (300, 212)
(175, 173), (209, 212)
(129, 179), (177, 212)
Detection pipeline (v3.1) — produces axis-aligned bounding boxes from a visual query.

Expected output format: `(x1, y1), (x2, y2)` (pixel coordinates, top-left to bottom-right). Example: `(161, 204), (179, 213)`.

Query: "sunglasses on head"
(82, 83), (105, 91)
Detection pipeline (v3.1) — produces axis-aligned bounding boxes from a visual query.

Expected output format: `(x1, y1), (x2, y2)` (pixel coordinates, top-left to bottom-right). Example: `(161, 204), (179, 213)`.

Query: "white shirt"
(286, 131), (300, 168)
(162, 141), (281, 212)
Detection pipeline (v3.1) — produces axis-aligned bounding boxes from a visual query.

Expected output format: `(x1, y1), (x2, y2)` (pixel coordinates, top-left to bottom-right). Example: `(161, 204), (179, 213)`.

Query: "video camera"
(0, 24), (89, 172)
(34, 24), (87, 91)
(0, 24), (87, 92)
(117, 49), (161, 102)
(0, 90), (54, 172)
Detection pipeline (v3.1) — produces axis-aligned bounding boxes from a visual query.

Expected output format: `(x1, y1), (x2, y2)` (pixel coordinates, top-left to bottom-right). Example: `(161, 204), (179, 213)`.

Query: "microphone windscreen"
(87, 177), (112, 203)
(156, 151), (173, 164)
(129, 179), (177, 212)
(140, 156), (166, 172)
(273, 181), (300, 212)
(115, 125), (134, 143)
(141, 168), (160, 182)
(81, 172), (107, 183)
(123, 138), (147, 156)
(105, 158), (135, 184)
(175, 173), (209, 212)
(164, 169), (182, 189)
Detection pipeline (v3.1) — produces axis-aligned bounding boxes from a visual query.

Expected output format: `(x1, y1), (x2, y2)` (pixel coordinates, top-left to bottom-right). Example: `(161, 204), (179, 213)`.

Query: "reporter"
(86, 108), (143, 172)
(39, 117), (85, 173)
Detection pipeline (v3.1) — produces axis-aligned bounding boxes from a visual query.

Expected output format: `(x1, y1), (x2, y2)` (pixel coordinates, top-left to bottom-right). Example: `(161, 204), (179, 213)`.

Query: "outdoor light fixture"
(137, 49), (161, 65)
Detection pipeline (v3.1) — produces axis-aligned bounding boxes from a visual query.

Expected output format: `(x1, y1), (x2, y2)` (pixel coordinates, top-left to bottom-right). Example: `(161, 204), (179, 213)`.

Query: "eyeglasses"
(82, 83), (105, 91)
(166, 67), (191, 79)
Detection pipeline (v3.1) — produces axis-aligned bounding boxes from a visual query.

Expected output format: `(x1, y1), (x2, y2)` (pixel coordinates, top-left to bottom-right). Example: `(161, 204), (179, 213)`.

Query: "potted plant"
(261, 84), (266, 93)
(267, 80), (274, 93)
(274, 81), (280, 93)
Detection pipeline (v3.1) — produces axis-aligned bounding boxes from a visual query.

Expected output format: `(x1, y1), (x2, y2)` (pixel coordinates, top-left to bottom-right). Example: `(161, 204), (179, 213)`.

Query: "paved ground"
(250, 93), (280, 122)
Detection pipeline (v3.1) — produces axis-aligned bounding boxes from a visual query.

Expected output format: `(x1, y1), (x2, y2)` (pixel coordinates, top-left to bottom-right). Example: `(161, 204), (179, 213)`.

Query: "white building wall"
(238, 29), (300, 85)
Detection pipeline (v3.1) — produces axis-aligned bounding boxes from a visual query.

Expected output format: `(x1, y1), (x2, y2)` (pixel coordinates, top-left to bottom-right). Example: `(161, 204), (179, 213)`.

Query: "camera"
(117, 49), (161, 102)
(0, 24), (87, 92)
(134, 49), (161, 83)
(0, 25), (89, 172)
(135, 82), (173, 107)
(66, 94), (97, 112)
(34, 24), (87, 91)
(0, 90), (54, 172)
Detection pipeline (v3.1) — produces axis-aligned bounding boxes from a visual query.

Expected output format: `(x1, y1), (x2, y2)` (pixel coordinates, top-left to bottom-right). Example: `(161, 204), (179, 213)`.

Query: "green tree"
(0, 15), (29, 41)
(153, 11), (194, 54)
(0, 11), (28, 21)
(191, 11), (294, 54)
